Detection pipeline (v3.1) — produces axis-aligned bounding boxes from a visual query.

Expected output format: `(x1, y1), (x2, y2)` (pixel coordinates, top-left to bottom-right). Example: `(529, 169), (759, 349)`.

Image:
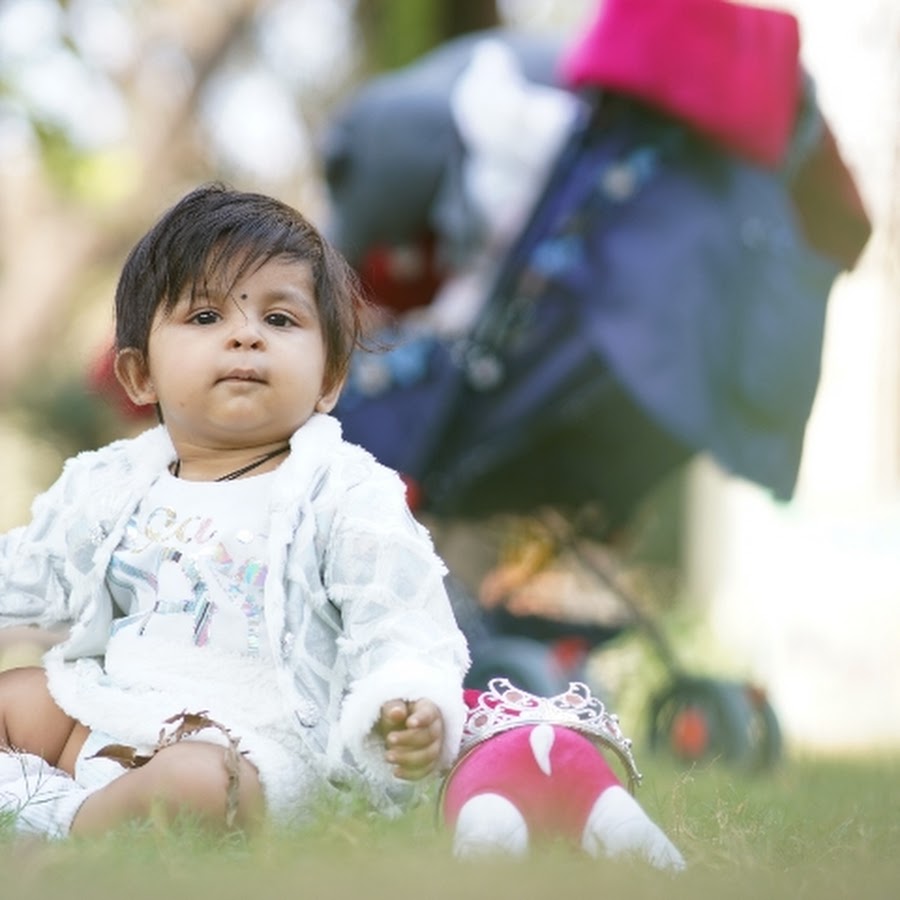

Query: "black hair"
(114, 182), (369, 394)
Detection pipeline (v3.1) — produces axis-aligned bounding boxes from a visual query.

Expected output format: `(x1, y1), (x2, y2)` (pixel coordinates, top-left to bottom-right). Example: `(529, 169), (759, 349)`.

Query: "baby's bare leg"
(71, 740), (265, 836)
(0, 666), (88, 773)
(2, 668), (265, 836)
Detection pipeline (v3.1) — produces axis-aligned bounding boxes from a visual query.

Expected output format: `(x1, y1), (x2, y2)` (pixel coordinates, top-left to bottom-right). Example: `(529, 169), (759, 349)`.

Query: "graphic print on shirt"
(107, 502), (269, 655)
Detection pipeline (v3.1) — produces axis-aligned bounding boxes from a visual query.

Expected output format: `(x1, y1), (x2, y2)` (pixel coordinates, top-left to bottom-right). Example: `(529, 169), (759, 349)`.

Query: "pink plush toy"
(441, 680), (685, 870)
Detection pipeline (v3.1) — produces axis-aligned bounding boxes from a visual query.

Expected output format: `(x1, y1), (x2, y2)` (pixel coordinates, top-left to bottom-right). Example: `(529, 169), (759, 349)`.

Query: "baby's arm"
(327, 454), (470, 780)
(376, 698), (445, 781)
(1, 468), (77, 631)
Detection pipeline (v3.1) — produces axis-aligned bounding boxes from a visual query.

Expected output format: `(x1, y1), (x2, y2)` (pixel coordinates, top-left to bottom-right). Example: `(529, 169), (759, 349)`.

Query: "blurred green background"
(0, 0), (898, 760)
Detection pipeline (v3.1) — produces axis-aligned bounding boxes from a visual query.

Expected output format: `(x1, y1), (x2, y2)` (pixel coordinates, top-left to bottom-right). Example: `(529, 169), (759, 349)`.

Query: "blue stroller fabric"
(330, 64), (841, 527)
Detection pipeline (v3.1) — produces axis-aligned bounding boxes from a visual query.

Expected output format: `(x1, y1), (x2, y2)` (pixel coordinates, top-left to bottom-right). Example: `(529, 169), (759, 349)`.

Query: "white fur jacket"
(0, 413), (470, 809)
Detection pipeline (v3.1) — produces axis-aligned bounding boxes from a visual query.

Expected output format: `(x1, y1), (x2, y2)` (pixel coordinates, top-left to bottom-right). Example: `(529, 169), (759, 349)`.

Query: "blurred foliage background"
(0, 0), (898, 754)
(0, 0), (595, 520)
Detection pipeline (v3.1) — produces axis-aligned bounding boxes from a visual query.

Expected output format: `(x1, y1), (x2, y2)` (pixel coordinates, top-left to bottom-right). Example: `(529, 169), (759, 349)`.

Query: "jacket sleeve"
(324, 457), (470, 781)
(0, 467), (75, 630)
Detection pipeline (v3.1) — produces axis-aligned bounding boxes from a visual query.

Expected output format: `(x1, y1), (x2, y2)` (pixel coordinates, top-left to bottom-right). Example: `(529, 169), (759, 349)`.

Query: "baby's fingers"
(376, 700), (411, 737)
(404, 697), (441, 731)
(385, 741), (442, 780)
(385, 719), (441, 752)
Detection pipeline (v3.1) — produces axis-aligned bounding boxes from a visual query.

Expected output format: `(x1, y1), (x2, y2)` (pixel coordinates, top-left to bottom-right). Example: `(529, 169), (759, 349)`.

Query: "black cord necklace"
(171, 444), (291, 481)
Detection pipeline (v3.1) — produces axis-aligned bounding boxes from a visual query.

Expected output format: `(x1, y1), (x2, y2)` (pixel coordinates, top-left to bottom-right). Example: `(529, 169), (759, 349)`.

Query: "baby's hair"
(114, 182), (370, 394)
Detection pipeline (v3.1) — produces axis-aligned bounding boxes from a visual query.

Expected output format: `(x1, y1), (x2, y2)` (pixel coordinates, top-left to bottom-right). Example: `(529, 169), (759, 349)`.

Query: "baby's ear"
(114, 348), (158, 407)
(315, 377), (345, 414)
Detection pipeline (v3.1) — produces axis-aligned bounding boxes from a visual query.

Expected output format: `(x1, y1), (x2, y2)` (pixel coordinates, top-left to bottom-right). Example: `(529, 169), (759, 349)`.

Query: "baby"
(0, 183), (470, 838)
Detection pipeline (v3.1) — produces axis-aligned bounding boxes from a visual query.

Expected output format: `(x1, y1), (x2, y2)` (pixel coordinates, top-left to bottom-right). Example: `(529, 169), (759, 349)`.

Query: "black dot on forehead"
(240, 293), (248, 300)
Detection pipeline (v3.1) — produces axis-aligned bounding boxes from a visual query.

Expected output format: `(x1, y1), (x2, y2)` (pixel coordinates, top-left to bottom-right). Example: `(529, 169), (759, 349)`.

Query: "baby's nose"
(228, 316), (264, 348)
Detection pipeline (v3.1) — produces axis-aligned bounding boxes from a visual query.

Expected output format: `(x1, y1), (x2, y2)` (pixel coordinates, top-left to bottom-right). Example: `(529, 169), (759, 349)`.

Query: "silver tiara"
(460, 678), (642, 792)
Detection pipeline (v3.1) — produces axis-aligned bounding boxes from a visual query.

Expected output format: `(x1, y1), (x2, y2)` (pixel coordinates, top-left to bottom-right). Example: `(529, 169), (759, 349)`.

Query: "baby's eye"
(265, 312), (297, 328)
(189, 309), (220, 325)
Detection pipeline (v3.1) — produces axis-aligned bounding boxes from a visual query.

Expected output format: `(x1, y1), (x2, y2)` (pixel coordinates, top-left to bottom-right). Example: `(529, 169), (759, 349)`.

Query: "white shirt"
(106, 471), (274, 660)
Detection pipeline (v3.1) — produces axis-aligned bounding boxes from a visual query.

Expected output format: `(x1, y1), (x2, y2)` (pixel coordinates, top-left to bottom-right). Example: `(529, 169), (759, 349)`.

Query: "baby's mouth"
(220, 369), (264, 383)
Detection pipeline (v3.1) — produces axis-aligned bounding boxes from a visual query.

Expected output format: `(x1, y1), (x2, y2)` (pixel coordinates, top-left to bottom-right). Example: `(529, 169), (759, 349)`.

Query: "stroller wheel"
(647, 676), (782, 771)
(464, 635), (577, 697)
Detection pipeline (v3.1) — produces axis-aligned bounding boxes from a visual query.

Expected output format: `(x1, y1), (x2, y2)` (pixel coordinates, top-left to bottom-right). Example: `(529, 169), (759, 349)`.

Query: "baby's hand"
(376, 698), (444, 781)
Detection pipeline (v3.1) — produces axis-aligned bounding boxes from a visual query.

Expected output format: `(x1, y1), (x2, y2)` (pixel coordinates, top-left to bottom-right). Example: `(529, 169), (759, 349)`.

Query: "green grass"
(3, 752), (898, 900)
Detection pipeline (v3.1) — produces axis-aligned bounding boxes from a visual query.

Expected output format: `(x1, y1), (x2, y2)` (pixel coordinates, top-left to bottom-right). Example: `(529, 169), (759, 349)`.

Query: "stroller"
(323, 0), (870, 770)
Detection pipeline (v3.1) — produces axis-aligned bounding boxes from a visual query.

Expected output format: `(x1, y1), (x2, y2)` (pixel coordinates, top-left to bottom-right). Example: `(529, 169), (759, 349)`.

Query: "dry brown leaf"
(87, 743), (154, 769)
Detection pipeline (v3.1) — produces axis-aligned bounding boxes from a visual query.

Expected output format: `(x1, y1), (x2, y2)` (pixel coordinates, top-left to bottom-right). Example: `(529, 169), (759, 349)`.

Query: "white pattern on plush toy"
(453, 792), (529, 858)
(582, 785), (686, 871)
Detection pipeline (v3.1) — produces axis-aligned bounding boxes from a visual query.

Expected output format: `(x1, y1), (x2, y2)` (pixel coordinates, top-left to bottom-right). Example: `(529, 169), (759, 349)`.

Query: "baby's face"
(130, 257), (340, 451)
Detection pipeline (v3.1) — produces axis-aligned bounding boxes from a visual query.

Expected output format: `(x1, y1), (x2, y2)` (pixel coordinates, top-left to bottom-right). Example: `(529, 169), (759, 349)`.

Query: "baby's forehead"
(187, 248), (313, 297)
